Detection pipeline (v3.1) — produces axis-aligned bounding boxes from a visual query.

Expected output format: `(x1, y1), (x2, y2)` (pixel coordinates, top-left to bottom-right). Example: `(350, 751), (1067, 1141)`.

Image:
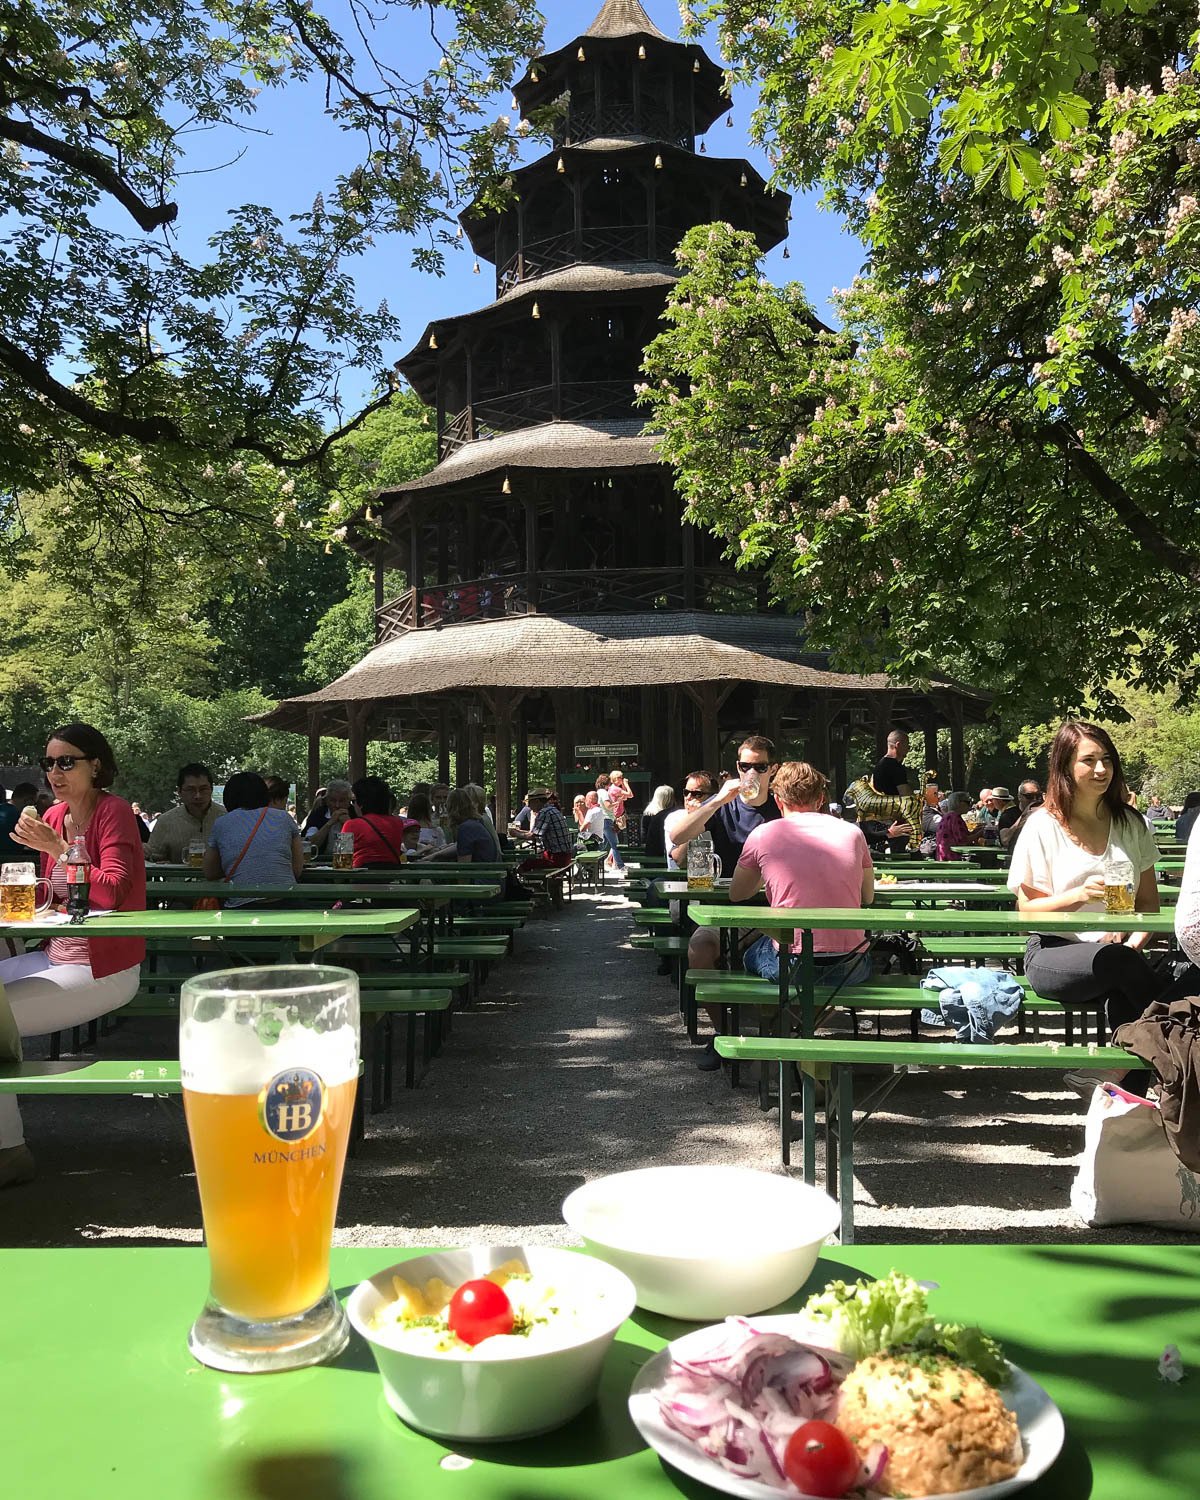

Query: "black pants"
(1024, 935), (1167, 1033)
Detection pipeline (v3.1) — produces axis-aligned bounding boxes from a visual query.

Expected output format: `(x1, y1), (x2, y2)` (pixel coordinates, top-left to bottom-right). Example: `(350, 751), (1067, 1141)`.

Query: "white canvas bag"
(1072, 1084), (1200, 1229)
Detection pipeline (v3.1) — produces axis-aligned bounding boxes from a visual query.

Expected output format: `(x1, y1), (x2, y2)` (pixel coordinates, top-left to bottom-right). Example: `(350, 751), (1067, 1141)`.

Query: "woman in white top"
(1007, 720), (1164, 1086)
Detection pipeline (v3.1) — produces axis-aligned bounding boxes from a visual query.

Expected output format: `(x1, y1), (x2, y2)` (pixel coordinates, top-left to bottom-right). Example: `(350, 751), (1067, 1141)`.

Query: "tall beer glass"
(180, 965), (359, 1372)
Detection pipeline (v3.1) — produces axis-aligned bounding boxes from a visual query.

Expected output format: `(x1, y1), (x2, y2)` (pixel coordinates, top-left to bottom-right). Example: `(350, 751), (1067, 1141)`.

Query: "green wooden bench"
(713, 1034), (1150, 1243)
(630, 909), (676, 929)
(919, 937), (1028, 961)
(0, 1058), (370, 1147)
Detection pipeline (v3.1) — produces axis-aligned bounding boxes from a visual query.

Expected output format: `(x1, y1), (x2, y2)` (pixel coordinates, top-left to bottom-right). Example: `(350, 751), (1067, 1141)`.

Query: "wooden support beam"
(347, 703), (369, 784)
(947, 698), (966, 793)
(515, 699), (529, 804)
(922, 714), (940, 785)
(873, 693), (895, 761)
(682, 682), (736, 776)
(306, 711), (323, 811)
(437, 701), (451, 786)
(480, 689), (525, 829)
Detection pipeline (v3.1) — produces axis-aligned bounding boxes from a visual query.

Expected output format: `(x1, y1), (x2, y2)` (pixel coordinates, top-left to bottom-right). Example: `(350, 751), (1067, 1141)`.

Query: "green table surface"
(3, 1244), (1195, 1500)
(688, 904), (1178, 936)
(0, 907), (420, 947)
(147, 864), (514, 882)
(148, 881), (500, 905)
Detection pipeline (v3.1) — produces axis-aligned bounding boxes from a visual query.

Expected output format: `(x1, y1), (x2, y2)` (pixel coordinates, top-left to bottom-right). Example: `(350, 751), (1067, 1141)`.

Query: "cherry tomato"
(446, 1278), (515, 1346)
(782, 1420), (861, 1499)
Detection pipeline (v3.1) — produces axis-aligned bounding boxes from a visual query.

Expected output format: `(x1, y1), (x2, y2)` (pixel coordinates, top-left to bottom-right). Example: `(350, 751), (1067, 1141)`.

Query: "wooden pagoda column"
(667, 688), (684, 783)
(454, 706), (468, 787)
(515, 700), (529, 801)
(468, 708), (485, 789)
(947, 698), (967, 793)
(831, 718), (849, 799)
(552, 690), (584, 796)
(437, 701), (451, 785)
(922, 714), (940, 783)
(683, 683), (735, 778)
(347, 703), (369, 784)
(873, 693), (895, 761)
(524, 490), (539, 609)
(805, 691), (833, 775)
(681, 521), (696, 607)
(408, 506), (424, 623)
(481, 689), (524, 828)
(306, 710), (323, 810)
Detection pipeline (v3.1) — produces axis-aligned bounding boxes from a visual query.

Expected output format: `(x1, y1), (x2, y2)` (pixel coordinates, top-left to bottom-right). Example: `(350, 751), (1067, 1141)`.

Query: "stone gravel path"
(3, 887), (1192, 1248)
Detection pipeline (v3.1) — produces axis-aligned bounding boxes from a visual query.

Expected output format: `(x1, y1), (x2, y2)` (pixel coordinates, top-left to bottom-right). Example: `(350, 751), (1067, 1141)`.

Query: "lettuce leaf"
(799, 1272), (1007, 1385)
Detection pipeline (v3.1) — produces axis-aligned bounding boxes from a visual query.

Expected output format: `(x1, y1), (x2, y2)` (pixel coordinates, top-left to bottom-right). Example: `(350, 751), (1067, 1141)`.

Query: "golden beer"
(180, 965), (360, 1372)
(183, 1077), (356, 1320)
(686, 872), (714, 892)
(331, 849), (353, 870)
(188, 848), (205, 869)
(1104, 882), (1136, 916)
(0, 882), (35, 922)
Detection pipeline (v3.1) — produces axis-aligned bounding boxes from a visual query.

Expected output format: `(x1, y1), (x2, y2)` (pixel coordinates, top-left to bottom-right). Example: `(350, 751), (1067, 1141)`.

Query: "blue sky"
(167, 1), (861, 402)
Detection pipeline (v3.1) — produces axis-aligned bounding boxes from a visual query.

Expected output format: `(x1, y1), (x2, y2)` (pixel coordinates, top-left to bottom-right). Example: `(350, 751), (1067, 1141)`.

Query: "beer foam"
(181, 1012), (358, 1094)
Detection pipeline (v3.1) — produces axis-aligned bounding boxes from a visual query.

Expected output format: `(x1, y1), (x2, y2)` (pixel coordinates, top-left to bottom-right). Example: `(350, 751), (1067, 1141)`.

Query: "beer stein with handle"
(180, 965), (360, 1372)
(0, 862), (53, 923)
(686, 832), (722, 892)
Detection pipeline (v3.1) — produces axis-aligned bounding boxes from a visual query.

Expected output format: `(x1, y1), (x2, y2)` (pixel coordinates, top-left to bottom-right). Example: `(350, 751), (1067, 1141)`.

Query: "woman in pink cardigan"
(0, 722), (146, 1188)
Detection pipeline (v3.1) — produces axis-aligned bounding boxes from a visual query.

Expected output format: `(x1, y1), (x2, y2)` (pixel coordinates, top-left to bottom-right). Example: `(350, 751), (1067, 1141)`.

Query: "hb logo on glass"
(259, 1069), (325, 1142)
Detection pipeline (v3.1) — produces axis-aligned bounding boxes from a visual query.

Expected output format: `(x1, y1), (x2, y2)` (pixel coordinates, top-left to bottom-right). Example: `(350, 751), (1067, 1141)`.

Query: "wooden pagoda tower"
(260, 0), (988, 819)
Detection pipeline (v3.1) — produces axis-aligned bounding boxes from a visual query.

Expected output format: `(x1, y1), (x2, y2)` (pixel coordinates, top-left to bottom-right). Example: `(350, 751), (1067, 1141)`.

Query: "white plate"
(628, 1316), (1064, 1500)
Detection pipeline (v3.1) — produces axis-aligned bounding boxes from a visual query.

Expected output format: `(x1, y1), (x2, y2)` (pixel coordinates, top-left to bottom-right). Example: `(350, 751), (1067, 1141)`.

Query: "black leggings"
(1024, 935), (1166, 1033)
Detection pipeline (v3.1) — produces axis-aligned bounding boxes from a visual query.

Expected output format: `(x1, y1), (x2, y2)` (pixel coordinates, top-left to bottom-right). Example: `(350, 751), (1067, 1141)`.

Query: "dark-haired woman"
(340, 776), (418, 868)
(1007, 721), (1163, 1090)
(0, 723), (146, 1188)
(204, 771), (304, 906)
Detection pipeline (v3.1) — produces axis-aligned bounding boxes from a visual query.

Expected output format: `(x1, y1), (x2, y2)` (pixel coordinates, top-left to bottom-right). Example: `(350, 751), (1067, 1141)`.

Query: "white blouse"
(1175, 833), (1200, 966)
(1006, 807), (1157, 942)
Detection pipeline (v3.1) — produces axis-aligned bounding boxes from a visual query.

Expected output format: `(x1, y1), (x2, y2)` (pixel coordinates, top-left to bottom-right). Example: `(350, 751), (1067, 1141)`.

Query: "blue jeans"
(601, 819), (625, 870)
(743, 934), (872, 991)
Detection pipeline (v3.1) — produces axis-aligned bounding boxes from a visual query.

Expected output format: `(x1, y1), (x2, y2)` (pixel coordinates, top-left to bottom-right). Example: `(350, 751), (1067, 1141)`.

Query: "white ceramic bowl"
(561, 1165), (840, 1321)
(346, 1245), (636, 1441)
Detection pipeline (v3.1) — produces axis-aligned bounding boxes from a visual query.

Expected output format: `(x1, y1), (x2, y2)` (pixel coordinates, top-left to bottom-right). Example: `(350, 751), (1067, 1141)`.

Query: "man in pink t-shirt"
(729, 761), (875, 986)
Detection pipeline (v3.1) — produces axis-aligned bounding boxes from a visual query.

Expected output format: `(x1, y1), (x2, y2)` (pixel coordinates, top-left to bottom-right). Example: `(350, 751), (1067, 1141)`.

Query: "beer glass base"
(188, 1286), (349, 1373)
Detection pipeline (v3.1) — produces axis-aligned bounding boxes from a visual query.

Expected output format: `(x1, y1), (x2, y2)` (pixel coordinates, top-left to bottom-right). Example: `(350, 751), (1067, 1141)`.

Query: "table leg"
(779, 1059), (790, 1168)
(838, 1064), (855, 1245)
(799, 931), (817, 1185)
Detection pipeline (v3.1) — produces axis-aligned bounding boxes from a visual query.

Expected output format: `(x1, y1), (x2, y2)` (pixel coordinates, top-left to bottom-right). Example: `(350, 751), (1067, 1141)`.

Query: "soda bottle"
(65, 834), (91, 923)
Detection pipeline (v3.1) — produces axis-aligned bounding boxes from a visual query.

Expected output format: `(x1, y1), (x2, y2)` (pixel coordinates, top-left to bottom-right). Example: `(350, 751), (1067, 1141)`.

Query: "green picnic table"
(689, 904), (1178, 1174)
(2, 1243), (1194, 1500)
(0, 906), (421, 962)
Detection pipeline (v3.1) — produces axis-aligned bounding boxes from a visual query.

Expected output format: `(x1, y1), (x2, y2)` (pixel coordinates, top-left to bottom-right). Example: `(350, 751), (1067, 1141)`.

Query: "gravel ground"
(2, 887), (1193, 1249)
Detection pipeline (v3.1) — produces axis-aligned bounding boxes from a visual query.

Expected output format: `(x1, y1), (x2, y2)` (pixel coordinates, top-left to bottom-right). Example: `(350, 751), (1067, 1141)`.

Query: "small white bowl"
(346, 1246), (636, 1441)
(562, 1165), (840, 1320)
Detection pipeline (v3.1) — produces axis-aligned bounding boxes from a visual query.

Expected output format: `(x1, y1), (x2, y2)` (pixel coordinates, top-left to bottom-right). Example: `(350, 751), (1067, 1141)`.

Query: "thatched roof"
(586, 0), (669, 40)
(254, 611), (991, 733)
(377, 419), (663, 502)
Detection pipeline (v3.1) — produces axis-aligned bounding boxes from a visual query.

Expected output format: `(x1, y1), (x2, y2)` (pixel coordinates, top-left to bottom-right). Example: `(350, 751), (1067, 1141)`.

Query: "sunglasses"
(737, 760), (769, 773)
(40, 755), (88, 773)
(683, 787), (706, 798)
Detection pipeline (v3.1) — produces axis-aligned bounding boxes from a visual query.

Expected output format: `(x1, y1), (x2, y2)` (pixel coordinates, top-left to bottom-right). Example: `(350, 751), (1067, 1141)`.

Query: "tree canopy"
(1, 0), (543, 548)
(648, 2), (1200, 714)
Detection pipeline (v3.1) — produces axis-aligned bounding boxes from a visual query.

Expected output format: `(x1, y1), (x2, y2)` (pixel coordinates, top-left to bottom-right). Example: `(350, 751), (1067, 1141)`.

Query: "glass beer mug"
(686, 831), (722, 892)
(187, 838), (206, 869)
(180, 966), (360, 1372)
(0, 862), (53, 923)
(332, 830), (354, 870)
(1104, 856), (1136, 916)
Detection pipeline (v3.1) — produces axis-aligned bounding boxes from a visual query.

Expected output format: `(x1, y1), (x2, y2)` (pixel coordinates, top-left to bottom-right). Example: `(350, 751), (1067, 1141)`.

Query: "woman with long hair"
(1, 722), (146, 1187)
(1007, 720), (1164, 1090)
(640, 784), (676, 858)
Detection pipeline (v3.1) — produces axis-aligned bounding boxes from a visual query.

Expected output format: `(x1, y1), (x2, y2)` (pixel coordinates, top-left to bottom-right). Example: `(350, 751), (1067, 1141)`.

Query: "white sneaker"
(1063, 1067), (1128, 1099)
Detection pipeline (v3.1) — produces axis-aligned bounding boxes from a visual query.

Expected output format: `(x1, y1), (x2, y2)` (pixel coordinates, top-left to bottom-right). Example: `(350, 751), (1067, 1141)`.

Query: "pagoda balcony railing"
(376, 567), (764, 642)
(498, 222), (688, 292)
(557, 104), (691, 151)
(439, 379), (635, 458)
